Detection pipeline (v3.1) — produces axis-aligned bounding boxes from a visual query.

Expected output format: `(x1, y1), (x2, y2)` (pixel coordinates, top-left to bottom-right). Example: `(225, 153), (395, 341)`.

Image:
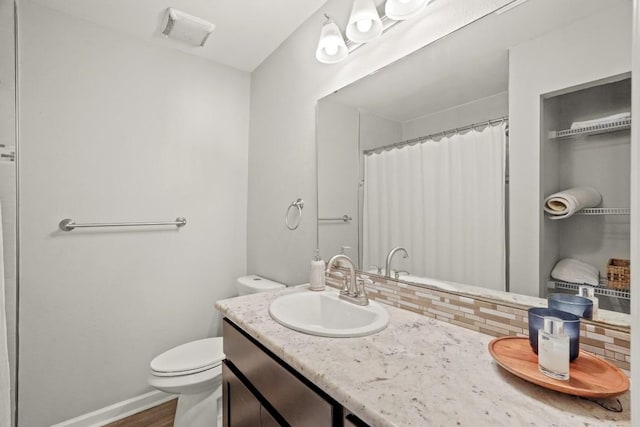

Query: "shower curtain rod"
(363, 115), (509, 156)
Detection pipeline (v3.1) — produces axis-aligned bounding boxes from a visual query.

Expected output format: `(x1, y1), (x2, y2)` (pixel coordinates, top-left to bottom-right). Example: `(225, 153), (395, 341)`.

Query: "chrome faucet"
(326, 253), (369, 306)
(385, 247), (409, 277)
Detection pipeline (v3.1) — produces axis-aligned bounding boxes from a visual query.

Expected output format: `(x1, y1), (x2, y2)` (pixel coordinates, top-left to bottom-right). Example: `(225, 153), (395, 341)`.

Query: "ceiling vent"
(161, 8), (215, 47)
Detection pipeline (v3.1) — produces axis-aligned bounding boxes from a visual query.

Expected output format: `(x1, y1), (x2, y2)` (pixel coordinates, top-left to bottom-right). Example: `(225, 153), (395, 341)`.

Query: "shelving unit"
(540, 77), (631, 311)
(548, 279), (630, 300)
(549, 118), (631, 139)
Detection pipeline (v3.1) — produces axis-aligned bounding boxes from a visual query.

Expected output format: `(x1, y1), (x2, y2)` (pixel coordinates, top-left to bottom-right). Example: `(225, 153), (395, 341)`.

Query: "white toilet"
(148, 275), (286, 427)
(235, 274), (288, 296)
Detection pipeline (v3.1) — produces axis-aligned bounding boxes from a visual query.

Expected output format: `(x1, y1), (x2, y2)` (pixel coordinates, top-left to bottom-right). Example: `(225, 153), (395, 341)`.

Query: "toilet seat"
(151, 362), (222, 377)
(150, 337), (224, 377)
(148, 364), (223, 396)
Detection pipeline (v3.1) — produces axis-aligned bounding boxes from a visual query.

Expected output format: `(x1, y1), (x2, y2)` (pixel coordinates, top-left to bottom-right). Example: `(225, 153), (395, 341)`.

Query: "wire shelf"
(549, 118), (631, 139)
(548, 280), (630, 300)
(575, 207), (631, 215)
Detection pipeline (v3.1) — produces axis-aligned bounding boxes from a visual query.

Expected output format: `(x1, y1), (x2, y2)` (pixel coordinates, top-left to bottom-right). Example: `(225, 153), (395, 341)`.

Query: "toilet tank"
(236, 275), (286, 296)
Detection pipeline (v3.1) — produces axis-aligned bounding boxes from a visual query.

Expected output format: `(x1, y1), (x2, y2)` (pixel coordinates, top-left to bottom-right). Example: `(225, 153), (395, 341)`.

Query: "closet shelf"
(548, 280), (630, 300)
(549, 118), (631, 139)
(575, 207), (631, 215)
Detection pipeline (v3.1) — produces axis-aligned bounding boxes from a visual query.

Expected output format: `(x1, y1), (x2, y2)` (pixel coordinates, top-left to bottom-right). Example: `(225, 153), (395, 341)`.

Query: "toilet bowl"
(148, 275), (286, 427)
(148, 338), (224, 427)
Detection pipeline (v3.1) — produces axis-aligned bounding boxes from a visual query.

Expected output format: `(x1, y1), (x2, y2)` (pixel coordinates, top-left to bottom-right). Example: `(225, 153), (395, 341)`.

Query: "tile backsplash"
(326, 269), (630, 373)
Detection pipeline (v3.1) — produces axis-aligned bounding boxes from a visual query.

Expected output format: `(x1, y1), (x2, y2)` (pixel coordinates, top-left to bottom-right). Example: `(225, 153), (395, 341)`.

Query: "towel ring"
(285, 198), (304, 231)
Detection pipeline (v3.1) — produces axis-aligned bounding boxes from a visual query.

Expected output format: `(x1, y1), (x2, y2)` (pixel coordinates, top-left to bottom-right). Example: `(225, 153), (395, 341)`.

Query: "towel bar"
(318, 215), (352, 223)
(59, 217), (187, 231)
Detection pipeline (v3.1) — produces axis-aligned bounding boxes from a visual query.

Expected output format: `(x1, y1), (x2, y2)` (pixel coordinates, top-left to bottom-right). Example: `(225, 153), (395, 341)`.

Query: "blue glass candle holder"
(547, 293), (593, 320)
(528, 307), (581, 361)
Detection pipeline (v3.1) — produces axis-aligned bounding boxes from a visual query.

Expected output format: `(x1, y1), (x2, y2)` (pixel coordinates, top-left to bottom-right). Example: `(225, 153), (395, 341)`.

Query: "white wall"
(402, 92), (508, 140)
(509, 3), (632, 296)
(0, 0), (16, 423)
(317, 100), (359, 262)
(317, 99), (404, 267)
(359, 111), (402, 153)
(17, 2), (250, 426)
(247, 0), (511, 285)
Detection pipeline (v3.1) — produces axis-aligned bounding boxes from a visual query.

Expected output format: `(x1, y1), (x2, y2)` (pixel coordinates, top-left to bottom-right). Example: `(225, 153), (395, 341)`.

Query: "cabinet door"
(224, 319), (335, 426)
(223, 362), (262, 427)
(260, 406), (280, 427)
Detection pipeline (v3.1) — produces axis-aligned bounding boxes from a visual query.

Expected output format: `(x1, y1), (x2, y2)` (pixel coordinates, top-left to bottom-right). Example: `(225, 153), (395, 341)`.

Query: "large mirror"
(317, 0), (632, 328)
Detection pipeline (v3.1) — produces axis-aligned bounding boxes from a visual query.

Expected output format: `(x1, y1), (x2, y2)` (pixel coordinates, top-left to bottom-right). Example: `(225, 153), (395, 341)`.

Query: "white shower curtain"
(363, 124), (506, 290)
(0, 202), (10, 427)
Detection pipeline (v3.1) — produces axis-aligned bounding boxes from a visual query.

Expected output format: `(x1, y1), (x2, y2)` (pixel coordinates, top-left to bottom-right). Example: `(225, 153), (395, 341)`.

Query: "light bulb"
(356, 19), (373, 33)
(324, 43), (339, 56)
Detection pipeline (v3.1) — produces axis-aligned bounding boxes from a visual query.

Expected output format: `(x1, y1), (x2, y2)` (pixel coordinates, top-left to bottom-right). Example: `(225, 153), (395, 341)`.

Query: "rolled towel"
(551, 258), (600, 287)
(544, 186), (602, 220)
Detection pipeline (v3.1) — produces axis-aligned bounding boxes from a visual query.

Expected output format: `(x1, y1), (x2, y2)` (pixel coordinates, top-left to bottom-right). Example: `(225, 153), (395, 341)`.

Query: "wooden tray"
(488, 336), (629, 398)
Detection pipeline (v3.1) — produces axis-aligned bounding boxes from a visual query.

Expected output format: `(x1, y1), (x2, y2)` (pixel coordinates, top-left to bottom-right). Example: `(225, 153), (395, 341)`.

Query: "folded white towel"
(544, 186), (602, 220)
(570, 112), (630, 129)
(551, 258), (600, 287)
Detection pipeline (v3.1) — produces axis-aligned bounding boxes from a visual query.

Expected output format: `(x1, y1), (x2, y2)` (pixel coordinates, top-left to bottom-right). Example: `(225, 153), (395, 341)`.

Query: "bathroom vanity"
(223, 319), (360, 426)
(216, 287), (629, 426)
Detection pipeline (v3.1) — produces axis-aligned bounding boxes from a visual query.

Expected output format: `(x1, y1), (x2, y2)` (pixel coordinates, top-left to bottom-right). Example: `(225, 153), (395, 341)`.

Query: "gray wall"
(18, 3), (250, 425)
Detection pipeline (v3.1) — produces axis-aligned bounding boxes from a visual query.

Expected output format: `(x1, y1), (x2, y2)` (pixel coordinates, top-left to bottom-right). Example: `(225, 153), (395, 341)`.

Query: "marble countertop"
(215, 286), (630, 427)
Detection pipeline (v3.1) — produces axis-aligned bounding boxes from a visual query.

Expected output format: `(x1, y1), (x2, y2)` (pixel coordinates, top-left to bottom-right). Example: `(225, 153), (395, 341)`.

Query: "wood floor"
(104, 398), (177, 427)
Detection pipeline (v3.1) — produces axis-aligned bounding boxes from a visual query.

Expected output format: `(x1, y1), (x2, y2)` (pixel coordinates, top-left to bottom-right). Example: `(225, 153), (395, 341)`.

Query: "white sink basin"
(269, 289), (389, 337)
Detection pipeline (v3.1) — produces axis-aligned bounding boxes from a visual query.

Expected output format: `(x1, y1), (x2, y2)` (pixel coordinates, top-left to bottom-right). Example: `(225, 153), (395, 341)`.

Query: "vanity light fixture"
(315, 15), (349, 64)
(346, 0), (383, 43)
(316, 0), (434, 64)
(384, 0), (431, 21)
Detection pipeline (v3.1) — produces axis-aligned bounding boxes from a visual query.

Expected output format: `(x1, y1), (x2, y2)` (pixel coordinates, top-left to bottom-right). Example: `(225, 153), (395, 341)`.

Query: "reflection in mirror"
(316, 0), (632, 328)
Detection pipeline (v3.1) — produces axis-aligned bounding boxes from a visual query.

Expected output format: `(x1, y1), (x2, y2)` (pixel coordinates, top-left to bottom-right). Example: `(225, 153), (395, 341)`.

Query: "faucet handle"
(333, 271), (349, 294)
(393, 270), (410, 280)
(369, 265), (382, 275)
(357, 276), (374, 287)
(355, 277), (372, 304)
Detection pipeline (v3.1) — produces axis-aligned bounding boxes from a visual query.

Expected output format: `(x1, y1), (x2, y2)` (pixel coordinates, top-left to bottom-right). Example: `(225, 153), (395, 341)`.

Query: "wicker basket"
(607, 258), (630, 290)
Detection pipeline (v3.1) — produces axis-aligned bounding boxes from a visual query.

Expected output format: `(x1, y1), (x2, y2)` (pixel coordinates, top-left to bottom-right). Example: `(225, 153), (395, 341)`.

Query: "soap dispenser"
(578, 285), (599, 320)
(538, 316), (570, 381)
(310, 249), (326, 291)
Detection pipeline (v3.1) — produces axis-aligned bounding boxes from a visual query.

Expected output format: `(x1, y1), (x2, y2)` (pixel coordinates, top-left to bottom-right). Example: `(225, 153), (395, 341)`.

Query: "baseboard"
(51, 390), (176, 427)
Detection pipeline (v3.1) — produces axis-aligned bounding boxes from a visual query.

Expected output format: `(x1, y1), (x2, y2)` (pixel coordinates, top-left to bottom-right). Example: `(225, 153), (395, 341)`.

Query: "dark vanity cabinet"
(222, 319), (370, 427)
(222, 363), (280, 427)
(222, 363), (262, 426)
